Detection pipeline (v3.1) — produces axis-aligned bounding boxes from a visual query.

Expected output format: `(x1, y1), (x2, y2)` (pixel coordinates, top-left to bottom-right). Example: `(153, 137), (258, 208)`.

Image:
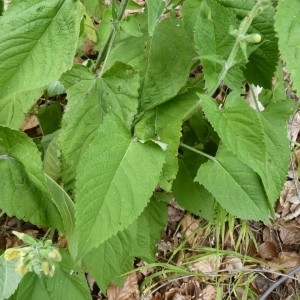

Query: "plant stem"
(207, 0), (267, 97)
(180, 142), (215, 161)
(94, 0), (129, 74)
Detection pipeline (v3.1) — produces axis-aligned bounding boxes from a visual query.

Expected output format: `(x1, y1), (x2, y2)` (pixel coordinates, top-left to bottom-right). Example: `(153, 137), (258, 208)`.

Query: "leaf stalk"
(180, 142), (215, 161)
(208, 0), (268, 96)
(94, 0), (129, 74)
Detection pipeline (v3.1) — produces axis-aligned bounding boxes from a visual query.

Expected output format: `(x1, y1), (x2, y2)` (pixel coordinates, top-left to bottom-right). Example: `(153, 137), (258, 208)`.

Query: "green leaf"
(43, 134), (61, 182)
(11, 273), (52, 300)
(200, 94), (293, 212)
(196, 144), (269, 220)
(275, 0), (300, 95)
(221, 0), (278, 89)
(0, 0), (81, 99)
(75, 115), (165, 258)
(173, 154), (215, 221)
(106, 16), (196, 110)
(11, 251), (90, 300)
(45, 175), (77, 259)
(194, 0), (242, 92)
(182, 0), (202, 40)
(82, 0), (106, 20)
(0, 126), (63, 229)
(46, 250), (91, 300)
(38, 102), (63, 135)
(140, 18), (195, 110)
(46, 81), (66, 97)
(59, 63), (140, 189)
(146, 0), (165, 36)
(84, 199), (167, 292)
(0, 89), (42, 129)
(135, 89), (202, 190)
(0, 255), (22, 300)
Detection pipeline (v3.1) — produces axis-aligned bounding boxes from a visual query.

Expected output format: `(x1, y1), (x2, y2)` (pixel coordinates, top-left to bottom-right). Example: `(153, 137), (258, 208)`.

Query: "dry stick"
(259, 265), (300, 300)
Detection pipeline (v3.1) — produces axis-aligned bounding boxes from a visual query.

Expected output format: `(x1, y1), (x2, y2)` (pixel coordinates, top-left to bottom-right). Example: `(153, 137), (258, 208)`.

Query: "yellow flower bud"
(42, 261), (50, 276)
(48, 249), (62, 262)
(4, 248), (23, 260)
(16, 260), (29, 276)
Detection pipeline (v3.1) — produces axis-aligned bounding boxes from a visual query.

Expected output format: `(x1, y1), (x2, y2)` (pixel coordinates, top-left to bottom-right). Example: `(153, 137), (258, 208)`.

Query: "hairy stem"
(207, 0), (268, 96)
(94, 0), (129, 74)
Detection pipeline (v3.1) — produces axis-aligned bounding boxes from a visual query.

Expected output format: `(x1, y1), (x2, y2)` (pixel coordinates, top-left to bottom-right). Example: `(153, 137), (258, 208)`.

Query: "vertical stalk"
(94, 0), (129, 74)
(207, 0), (269, 97)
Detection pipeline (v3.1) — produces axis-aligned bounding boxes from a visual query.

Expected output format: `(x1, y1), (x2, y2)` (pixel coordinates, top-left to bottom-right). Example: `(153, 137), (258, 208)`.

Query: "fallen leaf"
(258, 242), (278, 260)
(279, 220), (300, 244)
(188, 256), (221, 276)
(107, 273), (140, 300)
(199, 284), (216, 300)
(223, 255), (243, 271)
(273, 252), (300, 269)
(181, 214), (204, 246)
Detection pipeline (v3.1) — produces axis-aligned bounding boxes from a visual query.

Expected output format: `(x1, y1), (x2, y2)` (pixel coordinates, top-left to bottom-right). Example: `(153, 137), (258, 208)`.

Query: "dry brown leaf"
(198, 285), (216, 300)
(279, 220), (300, 244)
(258, 242), (278, 260)
(288, 111), (300, 143)
(262, 227), (281, 252)
(172, 293), (190, 300)
(20, 114), (39, 131)
(223, 255), (243, 271)
(181, 214), (202, 246)
(188, 256), (221, 275)
(107, 273), (140, 300)
(273, 252), (300, 269)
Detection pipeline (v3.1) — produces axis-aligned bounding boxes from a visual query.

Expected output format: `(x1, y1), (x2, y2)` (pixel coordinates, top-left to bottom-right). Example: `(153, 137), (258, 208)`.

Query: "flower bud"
(48, 249), (62, 262)
(12, 231), (37, 244)
(244, 33), (262, 44)
(4, 248), (23, 260)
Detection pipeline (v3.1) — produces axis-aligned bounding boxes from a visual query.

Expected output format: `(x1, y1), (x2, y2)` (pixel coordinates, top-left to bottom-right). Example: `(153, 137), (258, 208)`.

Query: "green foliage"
(0, 126), (63, 229)
(10, 251), (90, 300)
(0, 256), (22, 300)
(0, 0), (81, 100)
(75, 115), (166, 258)
(0, 0), (298, 297)
(275, 0), (300, 95)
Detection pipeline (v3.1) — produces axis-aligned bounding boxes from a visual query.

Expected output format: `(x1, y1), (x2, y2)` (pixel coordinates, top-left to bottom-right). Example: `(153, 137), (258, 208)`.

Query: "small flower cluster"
(4, 231), (62, 277)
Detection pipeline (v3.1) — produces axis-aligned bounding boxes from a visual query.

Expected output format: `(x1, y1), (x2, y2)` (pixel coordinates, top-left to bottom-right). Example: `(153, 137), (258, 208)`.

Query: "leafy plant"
(0, 0), (298, 298)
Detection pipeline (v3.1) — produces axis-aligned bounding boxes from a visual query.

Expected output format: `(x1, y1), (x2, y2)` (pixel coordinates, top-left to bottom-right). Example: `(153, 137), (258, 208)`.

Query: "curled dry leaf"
(262, 227), (281, 252)
(288, 110), (300, 143)
(199, 284), (216, 300)
(107, 273), (140, 300)
(279, 220), (300, 245)
(20, 114), (39, 131)
(181, 214), (202, 246)
(172, 293), (191, 300)
(223, 255), (243, 272)
(258, 242), (279, 260)
(273, 252), (300, 270)
(188, 256), (221, 277)
(279, 180), (300, 220)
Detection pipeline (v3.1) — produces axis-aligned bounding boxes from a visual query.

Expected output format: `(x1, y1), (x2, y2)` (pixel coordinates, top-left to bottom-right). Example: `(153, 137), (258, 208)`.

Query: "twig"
(259, 264), (300, 300)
